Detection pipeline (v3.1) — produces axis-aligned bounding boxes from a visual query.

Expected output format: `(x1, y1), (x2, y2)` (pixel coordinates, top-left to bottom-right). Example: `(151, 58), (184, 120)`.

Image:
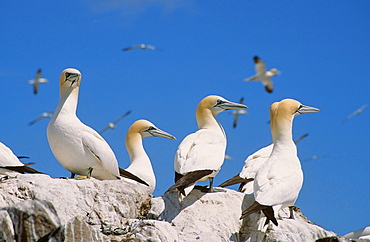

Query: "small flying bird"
(100, 110), (132, 134)
(122, 44), (160, 52)
(0, 142), (43, 175)
(166, 95), (248, 199)
(244, 56), (280, 93)
(28, 69), (48, 94)
(342, 103), (370, 123)
(294, 133), (309, 144)
(230, 97), (248, 128)
(29, 111), (54, 126)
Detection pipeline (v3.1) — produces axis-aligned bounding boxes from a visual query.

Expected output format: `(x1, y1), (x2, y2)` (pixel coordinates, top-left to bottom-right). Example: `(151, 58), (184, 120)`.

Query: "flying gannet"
(166, 95), (248, 198)
(219, 131), (309, 193)
(244, 56), (280, 93)
(240, 99), (320, 226)
(342, 103), (370, 123)
(28, 69), (48, 94)
(47, 68), (145, 183)
(29, 111), (54, 126)
(229, 97), (247, 128)
(124, 119), (176, 193)
(0, 142), (42, 175)
(122, 44), (160, 52)
(100, 110), (132, 134)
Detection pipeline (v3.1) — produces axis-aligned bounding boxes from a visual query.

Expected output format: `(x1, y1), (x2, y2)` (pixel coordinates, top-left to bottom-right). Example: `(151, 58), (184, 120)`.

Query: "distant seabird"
(0, 142), (42, 175)
(124, 119), (176, 193)
(100, 110), (132, 134)
(122, 44), (160, 52)
(229, 97), (247, 128)
(342, 103), (370, 123)
(28, 69), (48, 94)
(240, 99), (320, 226)
(244, 56), (280, 93)
(166, 95), (248, 198)
(47, 68), (146, 184)
(29, 111), (54, 126)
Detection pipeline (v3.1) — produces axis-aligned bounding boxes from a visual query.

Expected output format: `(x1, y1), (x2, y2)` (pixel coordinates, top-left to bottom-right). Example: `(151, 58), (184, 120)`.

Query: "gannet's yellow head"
(60, 68), (81, 89)
(197, 95), (248, 116)
(128, 119), (176, 140)
(271, 98), (320, 140)
(276, 98), (320, 119)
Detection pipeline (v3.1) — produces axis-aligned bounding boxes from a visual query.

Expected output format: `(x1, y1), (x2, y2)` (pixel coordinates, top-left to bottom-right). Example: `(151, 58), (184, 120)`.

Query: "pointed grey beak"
(146, 127), (176, 140)
(294, 104), (320, 116)
(216, 100), (248, 110)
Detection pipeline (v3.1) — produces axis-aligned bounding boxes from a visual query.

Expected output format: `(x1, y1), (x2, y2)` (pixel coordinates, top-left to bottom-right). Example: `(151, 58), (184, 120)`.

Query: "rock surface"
(0, 174), (361, 241)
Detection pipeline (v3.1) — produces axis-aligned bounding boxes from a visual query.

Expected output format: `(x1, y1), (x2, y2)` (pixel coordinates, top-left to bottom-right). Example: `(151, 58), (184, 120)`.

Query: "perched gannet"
(47, 68), (128, 180)
(166, 95), (248, 198)
(229, 97), (247, 128)
(125, 119), (176, 193)
(219, 132), (309, 193)
(219, 102), (280, 193)
(29, 111), (54, 126)
(240, 99), (320, 226)
(100, 110), (131, 134)
(0, 142), (42, 175)
(342, 103), (370, 123)
(122, 44), (160, 52)
(28, 69), (48, 94)
(244, 56), (280, 93)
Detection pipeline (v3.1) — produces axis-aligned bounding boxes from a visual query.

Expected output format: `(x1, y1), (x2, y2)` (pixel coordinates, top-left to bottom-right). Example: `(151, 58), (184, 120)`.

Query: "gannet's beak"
(145, 126), (176, 140)
(215, 100), (248, 111)
(294, 104), (320, 116)
(65, 72), (81, 87)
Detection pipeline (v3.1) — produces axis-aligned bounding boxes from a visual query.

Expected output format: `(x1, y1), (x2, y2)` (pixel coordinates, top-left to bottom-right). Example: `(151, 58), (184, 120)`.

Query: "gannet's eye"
(216, 99), (226, 106)
(147, 126), (156, 131)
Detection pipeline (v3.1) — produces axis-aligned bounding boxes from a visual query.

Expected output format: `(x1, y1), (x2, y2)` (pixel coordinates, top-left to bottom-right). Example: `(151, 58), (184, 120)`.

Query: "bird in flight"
(342, 103), (370, 123)
(28, 69), (48, 94)
(244, 56), (280, 93)
(29, 111), (54, 126)
(122, 44), (160, 52)
(100, 110), (132, 134)
(229, 97), (248, 128)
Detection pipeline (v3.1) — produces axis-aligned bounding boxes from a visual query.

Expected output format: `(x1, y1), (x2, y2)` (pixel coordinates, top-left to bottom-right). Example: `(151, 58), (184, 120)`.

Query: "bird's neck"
(196, 108), (224, 134)
(55, 87), (79, 117)
(126, 133), (150, 165)
(272, 116), (294, 145)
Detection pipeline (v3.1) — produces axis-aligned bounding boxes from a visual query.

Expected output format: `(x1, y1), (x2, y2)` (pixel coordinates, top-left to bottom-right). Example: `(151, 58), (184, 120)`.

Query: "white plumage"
(125, 119), (176, 193)
(240, 99), (320, 226)
(47, 68), (119, 180)
(167, 95), (248, 198)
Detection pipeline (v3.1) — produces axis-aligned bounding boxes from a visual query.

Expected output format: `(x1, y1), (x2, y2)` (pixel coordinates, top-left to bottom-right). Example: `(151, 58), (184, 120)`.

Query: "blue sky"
(1, 0), (369, 236)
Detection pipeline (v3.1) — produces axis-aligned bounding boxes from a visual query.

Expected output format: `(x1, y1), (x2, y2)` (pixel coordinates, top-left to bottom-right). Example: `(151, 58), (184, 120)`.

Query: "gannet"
(47, 68), (121, 180)
(342, 103), (370, 123)
(124, 119), (176, 193)
(244, 56), (280, 93)
(229, 97), (247, 128)
(219, 102), (280, 193)
(100, 110), (132, 134)
(240, 99), (320, 226)
(166, 95), (248, 198)
(29, 111), (54, 126)
(122, 44), (160, 52)
(0, 142), (42, 175)
(28, 69), (48, 94)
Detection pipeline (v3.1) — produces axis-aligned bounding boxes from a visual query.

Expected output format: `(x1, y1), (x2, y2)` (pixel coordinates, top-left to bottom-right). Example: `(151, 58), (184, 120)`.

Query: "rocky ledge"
(0, 174), (360, 241)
